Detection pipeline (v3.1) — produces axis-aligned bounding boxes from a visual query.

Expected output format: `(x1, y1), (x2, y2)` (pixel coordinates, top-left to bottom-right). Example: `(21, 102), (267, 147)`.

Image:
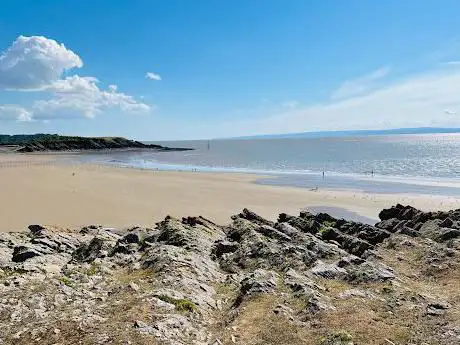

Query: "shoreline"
(0, 153), (459, 231)
(67, 150), (460, 191)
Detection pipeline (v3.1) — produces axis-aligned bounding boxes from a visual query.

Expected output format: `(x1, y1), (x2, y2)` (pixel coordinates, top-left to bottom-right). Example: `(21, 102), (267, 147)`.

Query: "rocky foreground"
(1, 204), (459, 345)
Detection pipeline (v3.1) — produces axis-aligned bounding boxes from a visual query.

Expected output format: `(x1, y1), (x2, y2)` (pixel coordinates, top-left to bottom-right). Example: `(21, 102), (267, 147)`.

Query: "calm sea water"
(76, 134), (460, 195)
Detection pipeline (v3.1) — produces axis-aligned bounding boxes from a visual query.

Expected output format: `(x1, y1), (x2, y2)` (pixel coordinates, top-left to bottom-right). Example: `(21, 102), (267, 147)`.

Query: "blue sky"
(1, 0), (460, 140)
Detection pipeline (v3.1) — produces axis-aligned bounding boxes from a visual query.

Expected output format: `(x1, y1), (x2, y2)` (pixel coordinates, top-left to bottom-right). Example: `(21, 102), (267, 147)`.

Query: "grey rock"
(427, 301), (451, 316)
(72, 237), (104, 262)
(375, 218), (400, 232)
(440, 218), (454, 228)
(397, 226), (419, 237)
(311, 260), (348, 280)
(212, 240), (239, 257)
(347, 262), (394, 282)
(284, 268), (318, 297)
(256, 225), (292, 241)
(27, 224), (46, 236)
(238, 269), (278, 301)
(12, 246), (41, 262)
(233, 208), (275, 227)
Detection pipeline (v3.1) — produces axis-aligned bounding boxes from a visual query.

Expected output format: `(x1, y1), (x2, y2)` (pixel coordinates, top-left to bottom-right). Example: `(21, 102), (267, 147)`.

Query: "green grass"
(157, 294), (197, 312)
(320, 331), (353, 344)
(85, 263), (99, 276)
(59, 276), (74, 287)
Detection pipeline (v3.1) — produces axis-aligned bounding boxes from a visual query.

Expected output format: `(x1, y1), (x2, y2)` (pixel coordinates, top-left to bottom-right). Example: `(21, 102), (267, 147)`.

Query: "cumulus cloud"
(0, 105), (32, 121)
(0, 35), (150, 121)
(331, 67), (390, 100)
(145, 72), (161, 81)
(0, 35), (82, 90)
(33, 75), (150, 119)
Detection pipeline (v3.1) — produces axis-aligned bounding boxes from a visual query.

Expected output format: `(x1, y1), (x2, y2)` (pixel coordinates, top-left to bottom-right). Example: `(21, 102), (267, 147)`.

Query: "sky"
(1, 0), (460, 140)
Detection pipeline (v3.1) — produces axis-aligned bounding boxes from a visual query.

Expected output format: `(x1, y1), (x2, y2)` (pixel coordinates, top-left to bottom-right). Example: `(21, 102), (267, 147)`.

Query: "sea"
(74, 133), (460, 196)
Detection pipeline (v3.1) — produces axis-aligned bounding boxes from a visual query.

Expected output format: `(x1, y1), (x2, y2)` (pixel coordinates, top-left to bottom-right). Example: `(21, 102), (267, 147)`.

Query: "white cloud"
(0, 35), (150, 121)
(145, 72), (161, 81)
(33, 75), (150, 119)
(0, 35), (82, 90)
(331, 67), (390, 100)
(221, 66), (460, 137)
(0, 105), (32, 121)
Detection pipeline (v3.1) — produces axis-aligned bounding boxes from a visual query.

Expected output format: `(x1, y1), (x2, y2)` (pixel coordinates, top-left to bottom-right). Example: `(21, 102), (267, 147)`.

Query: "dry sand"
(1, 154), (459, 231)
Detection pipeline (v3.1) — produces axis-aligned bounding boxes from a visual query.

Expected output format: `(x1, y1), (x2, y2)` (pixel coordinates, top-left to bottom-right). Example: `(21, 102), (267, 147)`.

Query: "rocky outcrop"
(376, 204), (460, 242)
(0, 205), (459, 344)
(0, 134), (192, 152)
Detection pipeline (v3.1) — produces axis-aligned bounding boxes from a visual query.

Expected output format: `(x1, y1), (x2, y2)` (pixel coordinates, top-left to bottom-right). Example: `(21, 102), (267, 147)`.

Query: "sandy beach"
(0, 154), (459, 231)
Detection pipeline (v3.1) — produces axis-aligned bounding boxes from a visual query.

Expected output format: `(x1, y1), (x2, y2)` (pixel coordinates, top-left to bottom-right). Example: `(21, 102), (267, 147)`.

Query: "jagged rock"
(273, 304), (295, 319)
(419, 220), (442, 239)
(233, 208), (275, 227)
(284, 268), (318, 297)
(315, 212), (336, 223)
(121, 232), (140, 244)
(311, 260), (348, 280)
(438, 228), (460, 241)
(347, 262), (394, 282)
(0, 205), (459, 344)
(28, 224), (46, 236)
(275, 222), (301, 237)
(319, 227), (372, 256)
(237, 269), (278, 302)
(12, 246), (41, 262)
(336, 255), (365, 267)
(212, 240), (239, 257)
(280, 214), (321, 234)
(375, 218), (400, 231)
(397, 226), (419, 237)
(134, 320), (155, 334)
(256, 225), (292, 241)
(110, 242), (138, 256)
(72, 237), (105, 262)
(355, 225), (391, 245)
(378, 204), (418, 221)
(440, 218), (454, 228)
(378, 206), (401, 221)
(427, 301), (451, 316)
(306, 295), (335, 314)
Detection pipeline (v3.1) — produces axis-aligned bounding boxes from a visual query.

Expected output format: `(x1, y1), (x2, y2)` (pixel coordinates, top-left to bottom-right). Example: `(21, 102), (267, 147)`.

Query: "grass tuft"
(157, 294), (197, 312)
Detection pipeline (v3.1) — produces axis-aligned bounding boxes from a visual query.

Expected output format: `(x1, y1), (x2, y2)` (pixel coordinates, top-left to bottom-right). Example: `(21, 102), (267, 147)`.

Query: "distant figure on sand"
(322, 170), (325, 179)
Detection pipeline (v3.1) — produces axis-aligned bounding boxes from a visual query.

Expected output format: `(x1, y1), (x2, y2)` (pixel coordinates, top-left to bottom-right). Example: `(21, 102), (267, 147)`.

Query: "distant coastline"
(229, 127), (460, 140)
